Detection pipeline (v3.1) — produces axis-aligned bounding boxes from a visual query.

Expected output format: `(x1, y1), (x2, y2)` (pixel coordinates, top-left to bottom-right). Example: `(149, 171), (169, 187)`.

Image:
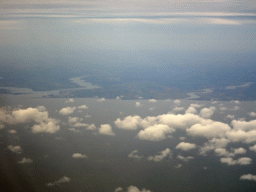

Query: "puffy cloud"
(176, 142), (196, 151)
(233, 147), (246, 155)
(226, 115), (235, 119)
(172, 107), (185, 113)
(240, 174), (256, 181)
(249, 145), (256, 152)
(215, 147), (246, 157)
(97, 98), (105, 102)
(115, 187), (123, 192)
(190, 104), (202, 108)
(199, 107), (216, 118)
(137, 124), (174, 141)
(200, 138), (230, 155)
(77, 105), (88, 109)
(231, 119), (256, 131)
(11, 107), (60, 134)
(220, 157), (252, 166)
(148, 148), (171, 162)
(177, 155), (194, 162)
(8, 145), (22, 154)
(226, 130), (256, 143)
(18, 158), (33, 164)
(174, 164), (182, 169)
(68, 128), (80, 132)
(148, 99), (157, 103)
(185, 107), (197, 114)
(115, 185), (152, 192)
(73, 122), (88, 127)
(98, 124), (115, 136)
(9, 130), (17, 134)
(0, 124), (4, 130)
(115, 116), (142, 130)
(128, 150), (143, 159)
(174, 99), (181, 105)
(46, 176), (71, 187)
(68, 117), (80, 124)
(249, 112), (256, 117)
(59, 107), (76, 115)
(65, 98), (74, 103)
(135, 102), (141, 107)
(72, 153), (87, 159)
(186, 122), (231, 139)
(86, 124), (96, 130)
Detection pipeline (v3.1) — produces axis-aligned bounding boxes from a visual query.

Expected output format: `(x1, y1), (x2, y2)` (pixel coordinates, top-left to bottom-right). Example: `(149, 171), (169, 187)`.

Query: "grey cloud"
(128, 150), (143, 159)
(240, 174), (256, 181)
(59, 107), (76, 115)
(220, 157), (252, 166)
(18, 158), (33, 164)
(148, 148), (171, 162)
(46, 176), (71, 187)
(8, 145), (22, 154)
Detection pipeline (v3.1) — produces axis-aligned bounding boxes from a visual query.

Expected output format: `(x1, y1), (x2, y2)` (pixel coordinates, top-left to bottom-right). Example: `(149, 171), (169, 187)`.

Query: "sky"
(1, 0), (256, 192)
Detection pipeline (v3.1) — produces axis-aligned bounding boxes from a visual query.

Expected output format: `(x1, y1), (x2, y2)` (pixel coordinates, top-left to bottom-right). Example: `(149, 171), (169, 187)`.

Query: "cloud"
(249, 145), (256, 152)
(115, 185), (152, 192)
(174, 99), (181, 105)
(72, 153), (87, 159)
(176, 142), (196, 151)
(65, 98), (74, 103)
(199, 107), (216, 118)
(59, 107), (76, 115)
(226, 115), (234, 119)
(186, 122), (231, 139)
(97, 98), (105, 102)
(220, 157), (252, 166)
(226, 130), (256, 143)
(231, 119), (256, 132)
(8, 145), (22, 154)
(137, 124), (174, 141)
(9, 130), (17, 134)
(174, 164), (182, 169)
(77, 105), (88, 109)
(128, 150), (143, 159)
(46, 176), (71, 187)
(135, 102), (141, 107)
(199, 138), (230, 155)
(68, 117), (80, 124)
(0, 124), (4, 130)
(185, 107), (197, 114)
(68, 128), (80, 132)
(73, 122), (88, 127)
(98, 124), (115, 136)
(226, 82), (252, 90)
(148, 148), (171, 162)
(176, 155), (194, 162)
(172, 107), (185, 113)
(86, 124), (96, 130)
(240, 174), (256, 181)
(18, 158), (33, 164)
(249, 112), (256, 117)
(115, 116), (142, 130)
(148, 99), (157, 103)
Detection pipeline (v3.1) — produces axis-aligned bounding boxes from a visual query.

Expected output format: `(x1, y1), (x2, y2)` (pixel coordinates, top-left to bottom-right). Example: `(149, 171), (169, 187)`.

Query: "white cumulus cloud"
(176, 142), (196, 151)
(98, 124), (115, 136)
(72, 153), (87, 158)
(59, 107), (76, 115)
